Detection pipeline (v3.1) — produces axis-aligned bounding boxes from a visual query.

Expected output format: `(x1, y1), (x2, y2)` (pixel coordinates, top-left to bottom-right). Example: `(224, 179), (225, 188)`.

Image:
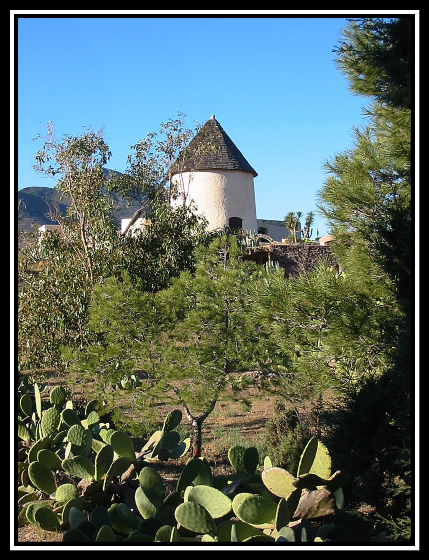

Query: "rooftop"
(170, 115), (258, 177)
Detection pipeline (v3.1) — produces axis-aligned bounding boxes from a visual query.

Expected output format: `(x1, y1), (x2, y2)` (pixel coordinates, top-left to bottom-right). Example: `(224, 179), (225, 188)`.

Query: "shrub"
(263, 400), (313, 475)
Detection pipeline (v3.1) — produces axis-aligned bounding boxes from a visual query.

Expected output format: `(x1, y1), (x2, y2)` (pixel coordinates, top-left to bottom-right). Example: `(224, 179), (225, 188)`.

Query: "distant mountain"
(17, 169), (144, 233)
(17, 187), (69, 232)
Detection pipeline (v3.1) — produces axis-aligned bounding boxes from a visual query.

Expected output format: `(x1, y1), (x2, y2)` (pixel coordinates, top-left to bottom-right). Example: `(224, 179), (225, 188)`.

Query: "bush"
(264, 400), (316, 476)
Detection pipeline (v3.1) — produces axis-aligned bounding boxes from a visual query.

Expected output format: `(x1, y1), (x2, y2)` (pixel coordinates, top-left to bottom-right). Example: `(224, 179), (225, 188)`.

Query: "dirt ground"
(16, 380), (278, 545)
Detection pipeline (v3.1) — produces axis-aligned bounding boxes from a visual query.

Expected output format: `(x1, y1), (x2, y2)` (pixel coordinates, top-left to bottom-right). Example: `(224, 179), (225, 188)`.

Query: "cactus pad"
(297, 437), (331, 479)
(61, 408), (81, 427)
(175, 502), (217, 534)
(34, 506), (61, 531)
(20, 393), (33, 417)
(62, 455), (95, 480)
(41, 406), (60, 438)
(37, 448), (62, 471)
(95, 524), (116, 542)
(262, 466), (296, 499)
(28, 460), (56, 495)
(162, 409), (182, 433)
(217, 519), (262, 542)
(234, 494), (277, 528)
(176, 457), (202, 493)
(110, 430), (135, 460)
(66, 423), (86, 446)
(138, 466), (164, 507)
(103, 456), (132, 490)
(94, 444), (114, 481)
(55, 483), (78, 503)
(90, 505), (112, 531)
(49, 385), (67, 406)
(186, 485), (232, 519)
(108, 502), (140, 535)
(135, 486), (158, 519)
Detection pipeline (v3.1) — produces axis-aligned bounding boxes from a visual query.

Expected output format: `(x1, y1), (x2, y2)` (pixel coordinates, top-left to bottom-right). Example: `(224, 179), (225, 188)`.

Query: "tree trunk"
(190, 418), (203, 458)
(175, 389), (217, 459)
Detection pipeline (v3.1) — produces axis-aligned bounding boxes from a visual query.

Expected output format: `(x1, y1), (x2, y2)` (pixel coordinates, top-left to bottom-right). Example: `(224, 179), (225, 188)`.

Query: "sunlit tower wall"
(169, 115), (258, 233)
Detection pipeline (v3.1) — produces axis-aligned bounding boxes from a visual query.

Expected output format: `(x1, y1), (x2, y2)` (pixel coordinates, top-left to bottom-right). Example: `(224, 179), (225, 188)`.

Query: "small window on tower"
(229, 216), (243, 230)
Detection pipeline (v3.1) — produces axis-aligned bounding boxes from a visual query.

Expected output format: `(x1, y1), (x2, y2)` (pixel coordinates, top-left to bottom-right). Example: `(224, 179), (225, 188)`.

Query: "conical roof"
(171, 115), (257, 177)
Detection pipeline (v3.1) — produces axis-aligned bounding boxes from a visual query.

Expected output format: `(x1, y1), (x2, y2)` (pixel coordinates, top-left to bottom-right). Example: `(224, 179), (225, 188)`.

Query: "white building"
(37, 224), (61, 249)
(257, 219), (299, 243)
(121, 217), (150, 236)
(169, 115), (259, 233)
(38, 224), (61, 235)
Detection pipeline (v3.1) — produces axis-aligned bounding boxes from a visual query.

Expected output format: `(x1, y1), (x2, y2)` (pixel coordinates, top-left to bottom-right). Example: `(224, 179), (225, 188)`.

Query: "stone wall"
(243, 242), (338, 277)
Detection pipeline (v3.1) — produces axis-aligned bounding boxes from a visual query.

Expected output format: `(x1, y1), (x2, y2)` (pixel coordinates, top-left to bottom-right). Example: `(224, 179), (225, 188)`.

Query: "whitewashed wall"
(171, 169), (257, 232)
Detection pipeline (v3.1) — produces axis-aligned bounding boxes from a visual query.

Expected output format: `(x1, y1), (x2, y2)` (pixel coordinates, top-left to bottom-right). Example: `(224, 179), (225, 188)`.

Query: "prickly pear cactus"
(27, 460), (57, 495)
(37, 448), (62, 471)
(103, 456), (133, 490)
(175, 501), (217, 534)
(94, 444), (114, 482)
(61, 408), (81, 428)
(95, 524), (116, 542)
(176, 457), (202, 494)
(297, 437), (331, 479)
(55, 483), (79, 503)
(62, 455), (95, 480)
(20, 393), (33, 417)
(27, 436), (51, 463)
(185, 485), (232, 519)
(135, 466), (165, 519)
(110, 430), (135, 460)
(34, 505), (61, 532)
(40, 406), (60, 438)
(49, 385), (67, 407)
(261, 466), (296, 499)
(233, 493), (277, 529)
(162, 409), (182, 433)
(108, 502), (140, 535)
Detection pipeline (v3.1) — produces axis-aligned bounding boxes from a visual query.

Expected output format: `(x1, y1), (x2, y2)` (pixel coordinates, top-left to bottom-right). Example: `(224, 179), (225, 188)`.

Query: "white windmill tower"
(169, 115), (258, 233)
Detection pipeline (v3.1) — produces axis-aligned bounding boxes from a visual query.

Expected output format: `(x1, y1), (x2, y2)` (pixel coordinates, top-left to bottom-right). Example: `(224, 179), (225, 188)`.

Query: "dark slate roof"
(171, 116), (257, 177)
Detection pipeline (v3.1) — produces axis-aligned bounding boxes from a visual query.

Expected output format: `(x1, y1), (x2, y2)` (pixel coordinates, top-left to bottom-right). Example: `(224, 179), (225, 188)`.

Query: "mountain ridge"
(17, 170), (143, 233)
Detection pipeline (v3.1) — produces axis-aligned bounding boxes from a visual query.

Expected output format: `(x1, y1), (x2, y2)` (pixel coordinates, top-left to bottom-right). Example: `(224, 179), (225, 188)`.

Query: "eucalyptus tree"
(18, 115), (211, 376)
(18, 124), (120, 374)
(32, 123), (119, 286)
(119, 112), (217, 235)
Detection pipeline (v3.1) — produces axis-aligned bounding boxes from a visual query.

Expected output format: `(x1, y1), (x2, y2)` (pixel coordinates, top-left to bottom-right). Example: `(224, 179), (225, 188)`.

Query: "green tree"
(118, 197), (209, 293)
(334, 17), (412, 109)
(316, 16), (412, 524)
(302, 211), (314, 241)
(255, 17), (413, 532)
(68, 235), (273, 455)
(322, 17), (412, 309)
(152, 235), (271, 456)
(19, 124), (119, 373)
(18, 235), (92, 373)
(119, 112), (217, 234)
(33, 123), (119, 286)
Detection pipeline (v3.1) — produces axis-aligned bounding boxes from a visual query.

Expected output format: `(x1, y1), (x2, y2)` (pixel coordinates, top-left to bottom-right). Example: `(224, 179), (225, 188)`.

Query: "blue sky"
(14, 11), (410, 237)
